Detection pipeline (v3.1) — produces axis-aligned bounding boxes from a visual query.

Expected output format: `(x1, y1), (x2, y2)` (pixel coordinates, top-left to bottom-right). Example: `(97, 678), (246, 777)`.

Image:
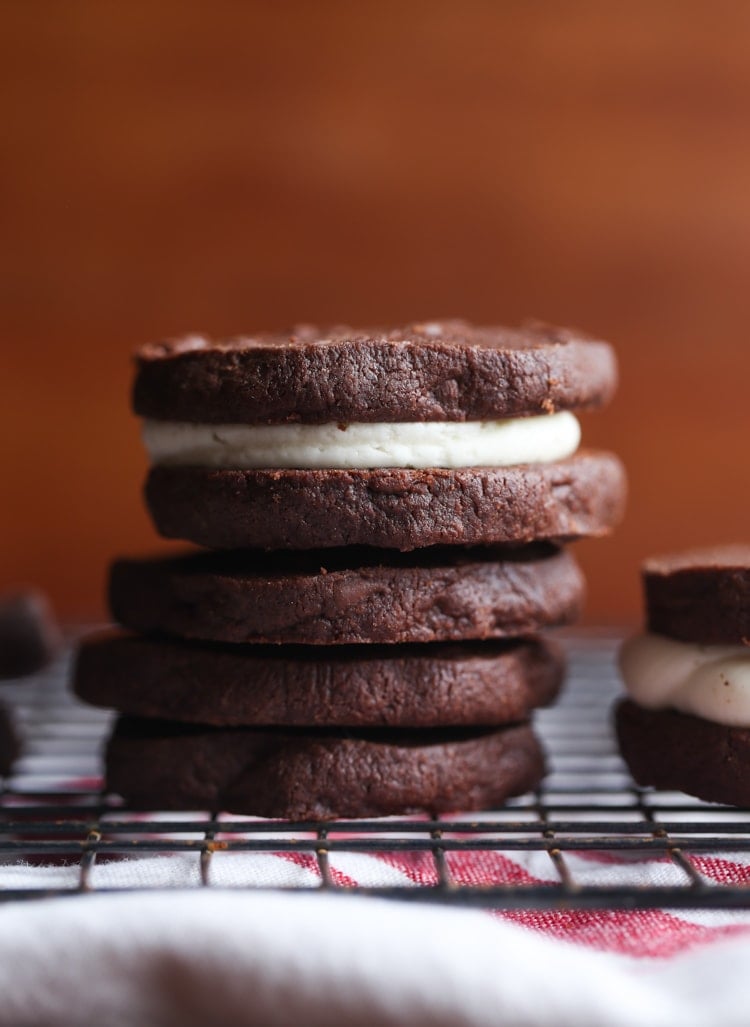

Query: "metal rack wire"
(2, 632), (750, 909)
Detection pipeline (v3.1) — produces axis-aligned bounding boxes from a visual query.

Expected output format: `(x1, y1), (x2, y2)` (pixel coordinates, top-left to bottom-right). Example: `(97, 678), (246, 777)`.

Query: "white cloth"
(1, 884), (750, 1027)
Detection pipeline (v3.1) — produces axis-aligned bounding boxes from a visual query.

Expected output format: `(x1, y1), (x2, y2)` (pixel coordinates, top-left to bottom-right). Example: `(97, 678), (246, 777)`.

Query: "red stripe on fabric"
(377, 848), (552, 887)
(278, 850), (359, 888)
(499, 843), (750, 888)
(368, 848), (750, 957)
(564, 847), (750, 887)
(446, 850), (554, 887)
(690, 855), (750, 885)
(565, 849), (673, 867)
(60, 776), (104, 790)
(501, 908), (750, 958)
(373, 850), (440, 885)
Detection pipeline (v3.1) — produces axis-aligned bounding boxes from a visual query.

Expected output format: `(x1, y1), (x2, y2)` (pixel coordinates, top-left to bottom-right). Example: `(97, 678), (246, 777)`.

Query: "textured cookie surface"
(616, 699), (750, 807)
(75, 634), (563, 727)
(134, 320), (617, 424)
(644, 545), (750, 645)
(145, 450), (626, 552)
(109, 545), (584, 645)
(105, 718), (545, 818)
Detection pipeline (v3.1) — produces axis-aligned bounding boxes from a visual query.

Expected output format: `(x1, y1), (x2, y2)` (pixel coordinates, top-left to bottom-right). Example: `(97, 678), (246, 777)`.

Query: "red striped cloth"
(10, 773), (750, 961)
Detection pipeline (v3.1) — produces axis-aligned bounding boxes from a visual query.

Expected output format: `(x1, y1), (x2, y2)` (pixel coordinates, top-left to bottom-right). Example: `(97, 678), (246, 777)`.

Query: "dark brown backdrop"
(3, 1), (750, 621)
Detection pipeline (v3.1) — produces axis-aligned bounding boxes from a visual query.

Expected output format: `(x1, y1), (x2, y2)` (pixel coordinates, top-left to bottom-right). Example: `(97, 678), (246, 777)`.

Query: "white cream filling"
(619, 633), (750, 727)
(142, 411), (581, 470)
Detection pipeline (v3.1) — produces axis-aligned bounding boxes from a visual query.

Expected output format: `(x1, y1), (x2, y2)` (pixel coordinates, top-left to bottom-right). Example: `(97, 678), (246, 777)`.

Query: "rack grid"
(2, 633), (750, 910)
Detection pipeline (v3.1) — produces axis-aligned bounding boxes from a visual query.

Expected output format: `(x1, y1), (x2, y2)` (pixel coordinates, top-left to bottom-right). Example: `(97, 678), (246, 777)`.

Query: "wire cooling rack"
(2, 632), (750, 910)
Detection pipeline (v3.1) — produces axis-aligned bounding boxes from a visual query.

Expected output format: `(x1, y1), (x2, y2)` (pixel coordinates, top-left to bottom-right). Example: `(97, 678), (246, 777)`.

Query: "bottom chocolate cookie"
(616, 699), (750, 807)
(106, 718), (545, 819)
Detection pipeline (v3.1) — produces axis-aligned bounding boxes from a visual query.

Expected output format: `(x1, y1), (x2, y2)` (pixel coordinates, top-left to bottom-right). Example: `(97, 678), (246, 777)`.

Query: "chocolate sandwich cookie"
(75, 634), (564, 728)
(619, 546), (750, 806)
(644, 545), (750, 645)
(134, 321), (618, 425)
(145, 452), (626, 552)
(616, 701), (750, 808)
(105, 718), (545, 818)
(109, 544), (584, 645)
(135, 320), (624, 551)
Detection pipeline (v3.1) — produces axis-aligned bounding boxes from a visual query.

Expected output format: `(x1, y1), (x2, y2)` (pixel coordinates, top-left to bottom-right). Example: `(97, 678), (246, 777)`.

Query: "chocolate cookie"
(109, 545), (584, 645)
(134, 321), (617, 425)
(0, 591), (60, 679)
(105, 718), (545, 818)
(644, 546), (750, 645)
(145, 451), (625, 552)
(0, 703), (20, 776)
(616, 699), (750, 807)
(74, 634), (563, 727)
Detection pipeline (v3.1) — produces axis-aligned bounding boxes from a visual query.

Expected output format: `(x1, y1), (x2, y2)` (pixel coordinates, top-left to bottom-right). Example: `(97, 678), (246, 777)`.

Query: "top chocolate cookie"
(644, 545), (750, 645)
(134, 320), (617, 425)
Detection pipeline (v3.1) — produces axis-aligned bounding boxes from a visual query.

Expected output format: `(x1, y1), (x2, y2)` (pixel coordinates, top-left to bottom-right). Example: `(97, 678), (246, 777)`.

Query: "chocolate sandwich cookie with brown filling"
(105, 718), (545, 819)
(109, 544), (584, 646)
(136, 320), (625, 551)
(618, 546), (750, 806)
(75, 634), (563, 728)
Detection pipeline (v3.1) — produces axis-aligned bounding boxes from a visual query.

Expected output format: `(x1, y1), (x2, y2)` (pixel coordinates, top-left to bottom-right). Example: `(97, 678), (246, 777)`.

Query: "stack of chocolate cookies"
(74, 321), (625, 818)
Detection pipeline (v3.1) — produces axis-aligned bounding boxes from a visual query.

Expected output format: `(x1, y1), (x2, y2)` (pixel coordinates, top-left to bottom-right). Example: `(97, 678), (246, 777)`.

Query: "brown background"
(2, 1), (749, 623)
